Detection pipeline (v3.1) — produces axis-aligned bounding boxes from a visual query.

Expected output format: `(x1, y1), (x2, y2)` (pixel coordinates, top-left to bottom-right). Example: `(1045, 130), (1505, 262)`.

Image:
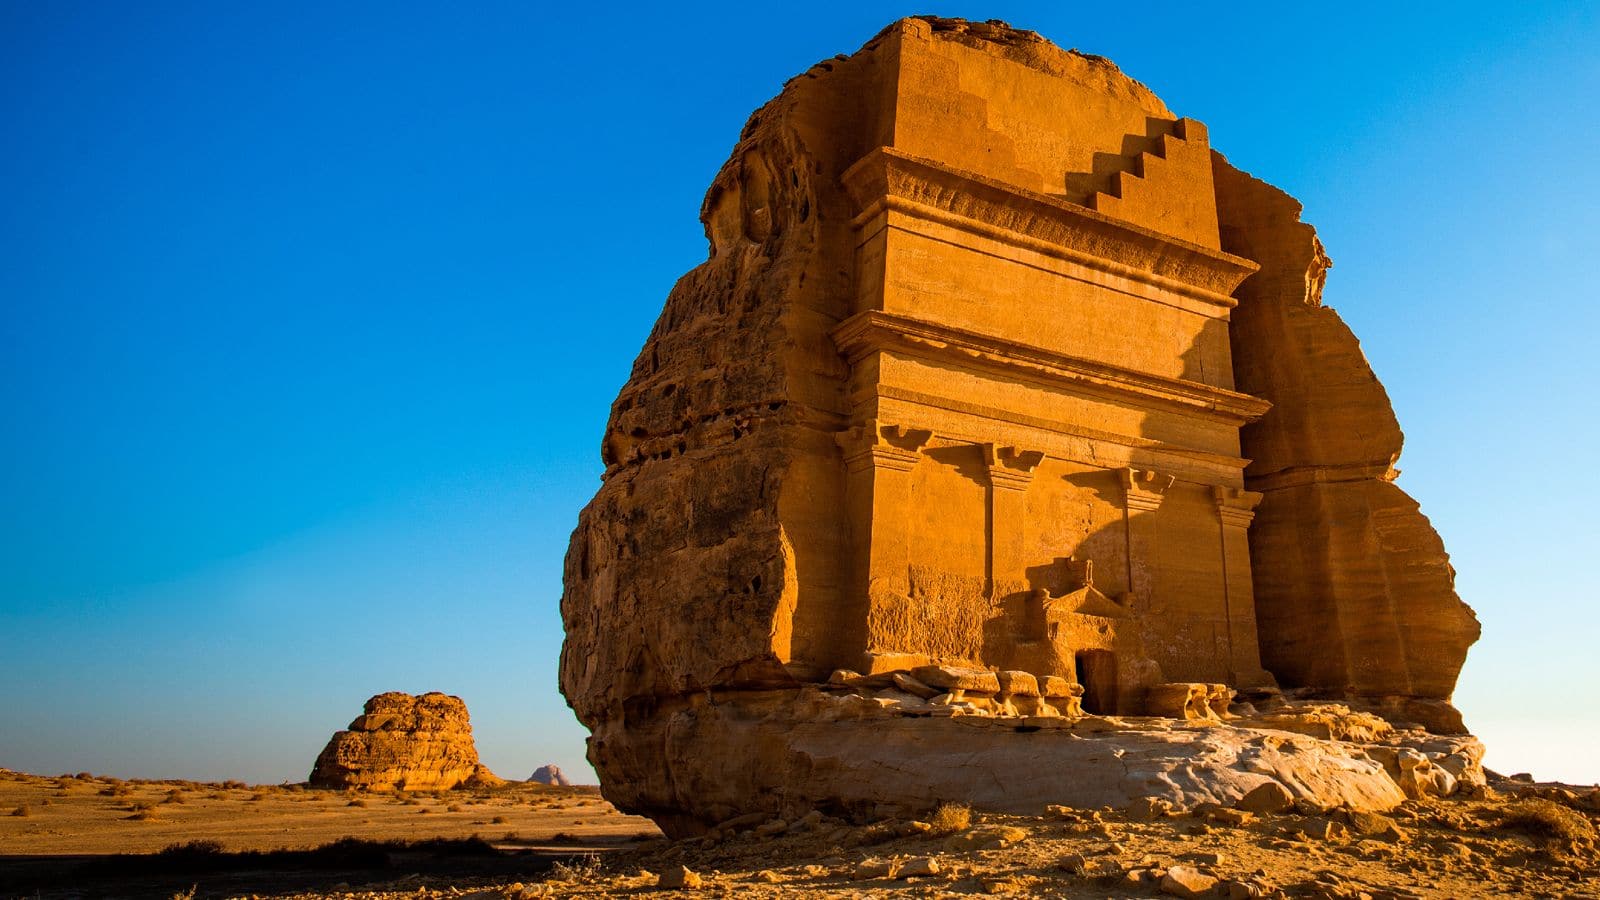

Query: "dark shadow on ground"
(0, 835), (651, 899)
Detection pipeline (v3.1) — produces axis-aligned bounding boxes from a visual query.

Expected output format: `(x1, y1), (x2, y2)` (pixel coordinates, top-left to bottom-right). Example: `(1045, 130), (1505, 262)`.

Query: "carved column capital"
(1213, 485), (1264, 528)
(837, 422), (933, 473)
(980, 443), (1045, 491)
(1120, 467), (1174, 512)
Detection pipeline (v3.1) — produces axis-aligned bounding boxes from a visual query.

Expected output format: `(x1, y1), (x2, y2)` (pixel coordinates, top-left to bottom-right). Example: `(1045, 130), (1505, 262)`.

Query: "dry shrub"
(491, 815), (508, 824)
(929, 802), (972, 835)
(206, 792), (226, 800)
(163, 791), (186, 805)
(129, 809), (158, 821)
(160, 839), (224, 855)
(549, 853), (601, 883)
(10, 805), (30, 817)
(447, 804), (463, 813)
(1498, 799), (1595, 843)
(347, 799), (368, 808)
(247, 793), (267, 802)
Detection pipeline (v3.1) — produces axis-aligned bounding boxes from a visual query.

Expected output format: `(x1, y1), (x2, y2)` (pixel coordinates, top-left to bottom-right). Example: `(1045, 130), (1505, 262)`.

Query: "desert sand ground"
(2, 768), (1596, 899)
(0, 769), (656, 897)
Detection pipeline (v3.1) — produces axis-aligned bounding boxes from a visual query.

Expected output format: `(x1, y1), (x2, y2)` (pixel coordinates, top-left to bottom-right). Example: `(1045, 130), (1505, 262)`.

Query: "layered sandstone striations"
(310, 692), (499, 791)
(559, 17), (1479, 835)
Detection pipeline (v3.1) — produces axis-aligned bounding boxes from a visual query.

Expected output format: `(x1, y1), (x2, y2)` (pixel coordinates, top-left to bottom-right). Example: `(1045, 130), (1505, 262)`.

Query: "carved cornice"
(1120, 467), (1175, 512)
(836, 421), (933, 474)
(831, 310), (1272, 426)
(840, 147), (1260, 307)
(981, 443), (1045, 491)
(1213, 485), (1264, 529)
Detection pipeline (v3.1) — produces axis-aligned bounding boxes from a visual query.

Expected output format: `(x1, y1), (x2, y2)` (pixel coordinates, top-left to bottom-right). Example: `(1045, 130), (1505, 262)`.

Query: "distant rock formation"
(309, 692), (502, 790)
(558, 15), (1481, 836)
(528, 764), (572, 786)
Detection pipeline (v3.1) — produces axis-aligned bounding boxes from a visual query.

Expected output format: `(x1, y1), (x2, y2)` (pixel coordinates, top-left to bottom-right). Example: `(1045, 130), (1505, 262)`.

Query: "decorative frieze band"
(839, 147), (1261, 306)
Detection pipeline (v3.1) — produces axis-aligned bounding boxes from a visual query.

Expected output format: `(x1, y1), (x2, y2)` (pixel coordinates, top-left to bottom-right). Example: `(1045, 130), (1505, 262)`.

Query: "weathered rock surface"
(1212, 161), (1481, 732)
(566, 686), (1482, 836)
(558, 15), (1480, 835)
(309, 692), (499, 791)
(528, 764), (572, 786)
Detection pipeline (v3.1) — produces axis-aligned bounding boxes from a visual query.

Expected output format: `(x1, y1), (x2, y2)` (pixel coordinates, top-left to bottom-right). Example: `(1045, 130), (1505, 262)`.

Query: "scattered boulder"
(1341, 810), (1403, 838)
(1061, 853), (1124, 878)
(1160, 865), (1218, 898)
(854, 857), (895, 878)
(657, 865), (702, 889)
(1221, 879), (1269, 899)
(309, 692), (498, 791)
(945, 824), (1029, 851)
(1200, 805), (1255, 827)
(1298, 817), (1348, 841)
(1235, 781), (1295, 814)
(912, 665), (1002, 694)
(1127, 797), (1175, 820)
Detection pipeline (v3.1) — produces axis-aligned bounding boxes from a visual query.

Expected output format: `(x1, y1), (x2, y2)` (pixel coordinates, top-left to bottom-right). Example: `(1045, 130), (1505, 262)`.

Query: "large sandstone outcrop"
(559, 16), (1479, 836)
(1211, 164), (1480, 732)
(602, 688), (1483, 827)
(309, 692), (500, 791)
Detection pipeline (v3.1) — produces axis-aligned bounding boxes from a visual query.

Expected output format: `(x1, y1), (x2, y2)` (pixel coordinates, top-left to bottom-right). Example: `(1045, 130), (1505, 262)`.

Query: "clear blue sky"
(2, 1), (1596, 786)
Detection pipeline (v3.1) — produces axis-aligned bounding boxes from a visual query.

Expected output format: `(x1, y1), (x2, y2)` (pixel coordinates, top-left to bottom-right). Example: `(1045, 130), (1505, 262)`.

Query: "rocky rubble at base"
(310, 692), (502, 791)
(276, 775), (1600, 899)
(591, 678), (1485, 835)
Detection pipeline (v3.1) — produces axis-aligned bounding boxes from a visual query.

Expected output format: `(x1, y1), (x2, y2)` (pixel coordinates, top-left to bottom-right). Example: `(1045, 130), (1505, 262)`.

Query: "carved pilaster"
(839, 422), (934, 652)
(1118, 467), (1173, 609)
(837, 422), (933, 474)
(1211, 485), (1274, 689)
(977, 443), (1044, 599)
(980, 443), (1045, 491)
(1213, 485), (1263, 529)
(1120, 467), (1174, 511)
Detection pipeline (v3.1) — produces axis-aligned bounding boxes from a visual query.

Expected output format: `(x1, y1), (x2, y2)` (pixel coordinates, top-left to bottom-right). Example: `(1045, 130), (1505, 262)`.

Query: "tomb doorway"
(1075, 649), (1118, 715)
